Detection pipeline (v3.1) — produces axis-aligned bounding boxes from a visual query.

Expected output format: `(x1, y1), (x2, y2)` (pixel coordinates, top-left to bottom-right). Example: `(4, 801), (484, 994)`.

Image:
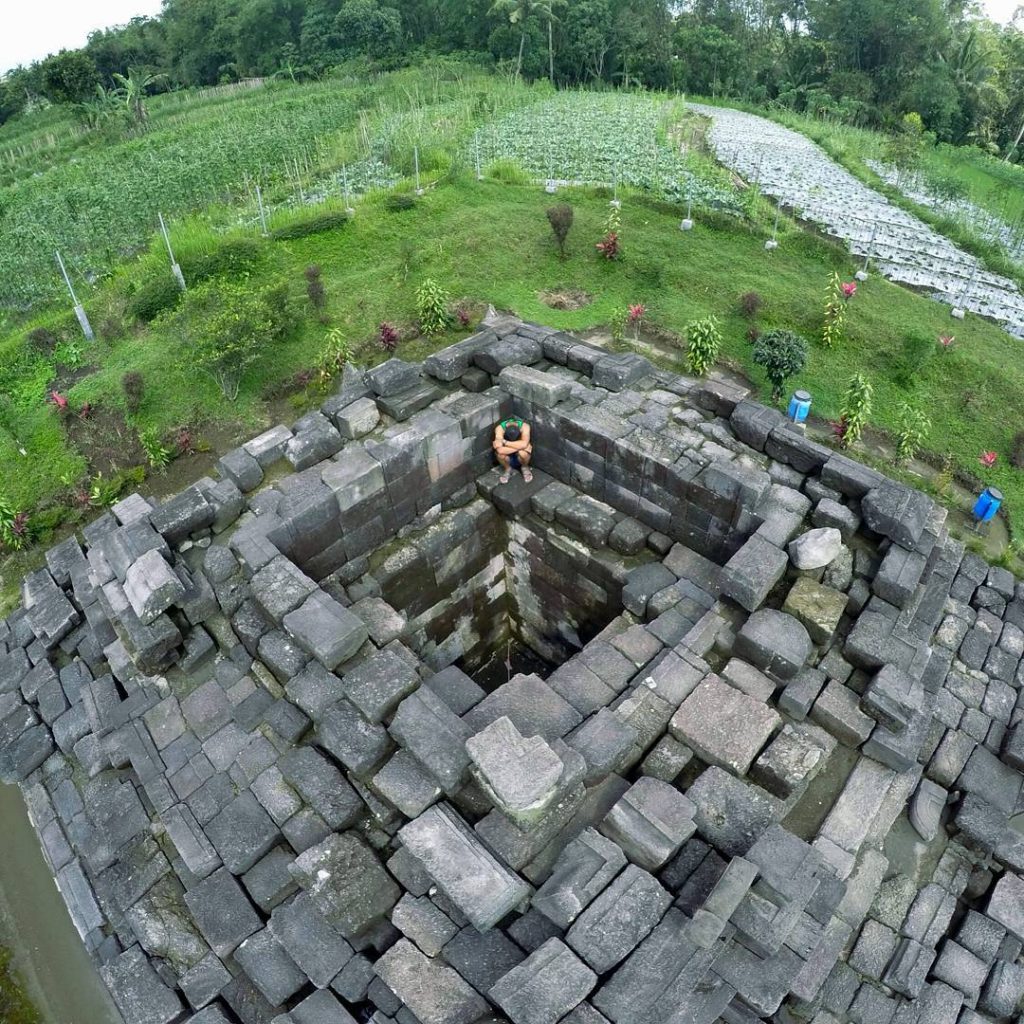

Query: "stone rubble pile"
(690, 104), (1024, 341)
(3, 319), (1024, 1024)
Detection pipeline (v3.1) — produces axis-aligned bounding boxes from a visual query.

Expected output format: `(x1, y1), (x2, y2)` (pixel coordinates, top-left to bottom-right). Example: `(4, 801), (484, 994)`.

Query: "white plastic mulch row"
(690, 103), (1024, 341)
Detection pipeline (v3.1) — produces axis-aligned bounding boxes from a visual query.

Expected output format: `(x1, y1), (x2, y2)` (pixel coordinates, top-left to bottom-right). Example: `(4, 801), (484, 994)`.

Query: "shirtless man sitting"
(493, 416), (533, 484)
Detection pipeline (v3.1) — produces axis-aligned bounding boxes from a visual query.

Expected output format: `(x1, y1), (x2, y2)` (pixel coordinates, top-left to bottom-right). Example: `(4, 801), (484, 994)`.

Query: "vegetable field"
(473, 93), (740, 210)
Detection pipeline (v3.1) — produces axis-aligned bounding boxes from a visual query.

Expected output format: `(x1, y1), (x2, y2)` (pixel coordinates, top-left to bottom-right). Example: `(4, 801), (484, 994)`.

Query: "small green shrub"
(752, 329), (808, 402)
(546, 204), (574, 259)
(685, 316), (722, 377)
(126, 273), (181, 323)
(838, 372), (873, 448)
(26, 327), (57, 354)
(185, 236), (265, 280)
(486, 159), (530, 185)
(895, 403), (930, 464)
(269, 210), (350, 241)
(892, 330), (934, 390)
(0, 495), (29, 551)
(140, 428), (172, 468)
(385, 194), (418, 213)
(158, 278), (297, 399)
(415, 278), (452, 336)
(1012, 431), (1024, 470)
(122, 371), (145, 414)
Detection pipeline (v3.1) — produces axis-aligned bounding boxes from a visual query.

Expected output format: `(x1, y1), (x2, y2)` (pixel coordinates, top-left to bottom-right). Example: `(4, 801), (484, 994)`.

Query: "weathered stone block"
(599, 777), (696, 871)
(670, 675), (780, 776)
(565, 864), (671, 973)
(489, 938), (597, 1024)
(290, 833), (400, 939)
(735, 609), (813, 679)
(399, 803), (531, 930)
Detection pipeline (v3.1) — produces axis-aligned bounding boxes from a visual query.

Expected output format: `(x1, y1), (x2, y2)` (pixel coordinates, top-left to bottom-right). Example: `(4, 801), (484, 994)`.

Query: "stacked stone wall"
(4, 314), (1024, 1024)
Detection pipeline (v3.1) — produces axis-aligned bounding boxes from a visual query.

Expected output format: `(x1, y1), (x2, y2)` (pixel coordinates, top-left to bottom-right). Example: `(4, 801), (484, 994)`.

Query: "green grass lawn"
(3, 175), (1022, 518)
(3, 83), (1024, 612)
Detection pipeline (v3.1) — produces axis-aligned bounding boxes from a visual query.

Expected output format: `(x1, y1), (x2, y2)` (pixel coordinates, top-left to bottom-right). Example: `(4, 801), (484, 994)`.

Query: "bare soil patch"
(540, 287), (593, 311)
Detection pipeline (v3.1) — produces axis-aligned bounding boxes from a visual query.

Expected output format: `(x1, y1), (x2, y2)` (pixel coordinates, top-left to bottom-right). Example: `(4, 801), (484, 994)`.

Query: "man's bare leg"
(520, 449), (533, 484)
(497, 454), (512, 484)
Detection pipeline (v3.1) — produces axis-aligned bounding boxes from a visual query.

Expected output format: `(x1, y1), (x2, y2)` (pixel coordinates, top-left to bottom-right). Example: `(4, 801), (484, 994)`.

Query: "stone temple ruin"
(4, 316), (1024, 1024)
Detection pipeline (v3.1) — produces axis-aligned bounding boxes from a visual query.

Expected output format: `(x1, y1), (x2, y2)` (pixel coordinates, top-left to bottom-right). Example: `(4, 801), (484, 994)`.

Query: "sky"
(0, 0), (1021, 75)
(1, 0), (165, 76)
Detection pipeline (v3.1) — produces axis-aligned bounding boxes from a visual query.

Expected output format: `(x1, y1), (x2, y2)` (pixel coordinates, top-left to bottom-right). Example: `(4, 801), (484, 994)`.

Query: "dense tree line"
(2, 0), (1023, 156)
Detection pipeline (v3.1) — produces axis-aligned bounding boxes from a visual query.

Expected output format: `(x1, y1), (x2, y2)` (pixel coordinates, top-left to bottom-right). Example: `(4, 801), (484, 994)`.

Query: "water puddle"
(0, 784), (122, 1024)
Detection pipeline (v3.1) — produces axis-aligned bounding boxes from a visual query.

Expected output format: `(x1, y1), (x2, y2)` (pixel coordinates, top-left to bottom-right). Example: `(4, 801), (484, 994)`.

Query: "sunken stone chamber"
(1, 314), (1021, 1024)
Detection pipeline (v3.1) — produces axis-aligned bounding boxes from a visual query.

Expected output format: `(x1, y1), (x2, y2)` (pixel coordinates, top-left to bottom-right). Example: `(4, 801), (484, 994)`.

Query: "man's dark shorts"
(507, 453), (521, 469)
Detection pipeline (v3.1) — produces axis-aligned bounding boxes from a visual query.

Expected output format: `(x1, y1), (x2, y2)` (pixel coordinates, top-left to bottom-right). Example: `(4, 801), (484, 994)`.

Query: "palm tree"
(112, 66), (166, 128)
(546, 0), (565, 85)
(489, 0), (556, 81)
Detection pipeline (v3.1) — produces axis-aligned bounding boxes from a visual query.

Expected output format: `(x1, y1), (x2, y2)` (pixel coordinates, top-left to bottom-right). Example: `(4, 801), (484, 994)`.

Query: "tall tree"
(488, 0), (555, 79)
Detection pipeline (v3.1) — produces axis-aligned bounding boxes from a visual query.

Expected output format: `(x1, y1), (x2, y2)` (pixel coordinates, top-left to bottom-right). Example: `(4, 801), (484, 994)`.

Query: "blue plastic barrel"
(973, 487), (1003, 523)
(788, 390), (812, 424)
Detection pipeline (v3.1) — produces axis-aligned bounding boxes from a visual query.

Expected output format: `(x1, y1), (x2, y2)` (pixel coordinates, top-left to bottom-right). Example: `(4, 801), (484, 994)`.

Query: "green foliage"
(139, 428), (172, 468)
(892, 330), (935, 390)
(385, 193), (418, 212)
(486, 159), (531, 185)
(0, 494), (27, 551)
(752, 329), (809, 403)
(122, 371), (145, 413)
(159, 278), (296, 399)
(822, 272), (847, 349)
(316, 328), (353, 391)
(40, 50), (100, 105)
(88, 467), (146, 507)
(126, 274), (183, 324)
(415, 278), (452, 335)
(546, 203), (574, 259)
(269, 210), (351, 241)
(685, 316), (722, 377)
(896, 403), (931, 464)
(885, 112), (927, 178)
(839, 372), (873, 448)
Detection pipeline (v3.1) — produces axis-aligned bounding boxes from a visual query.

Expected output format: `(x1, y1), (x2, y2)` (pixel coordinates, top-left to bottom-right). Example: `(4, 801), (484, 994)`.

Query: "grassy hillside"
(1, 69), (1023, 612)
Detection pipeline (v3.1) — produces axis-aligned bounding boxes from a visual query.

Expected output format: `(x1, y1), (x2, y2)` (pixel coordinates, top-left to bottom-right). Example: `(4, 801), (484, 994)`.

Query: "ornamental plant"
(895, 403), (930, 464)
(685, 316), (722, 377)
(628, 303), (646, 340)
(938, 334), (955, 350)
(316, 327), (352, 391)
(415, 278), (452, 335)
(980, 450), (999, 469)
(546, 204), (574, 259)
(0, 494), (28, 551)
(837, 372), (873, 448)
(822, 272), (848, 349)
(752, 329), (809, 403)
(379, 322), (400, 353)
(140, 428), (172, 469)
(596, 202), (622, 261)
